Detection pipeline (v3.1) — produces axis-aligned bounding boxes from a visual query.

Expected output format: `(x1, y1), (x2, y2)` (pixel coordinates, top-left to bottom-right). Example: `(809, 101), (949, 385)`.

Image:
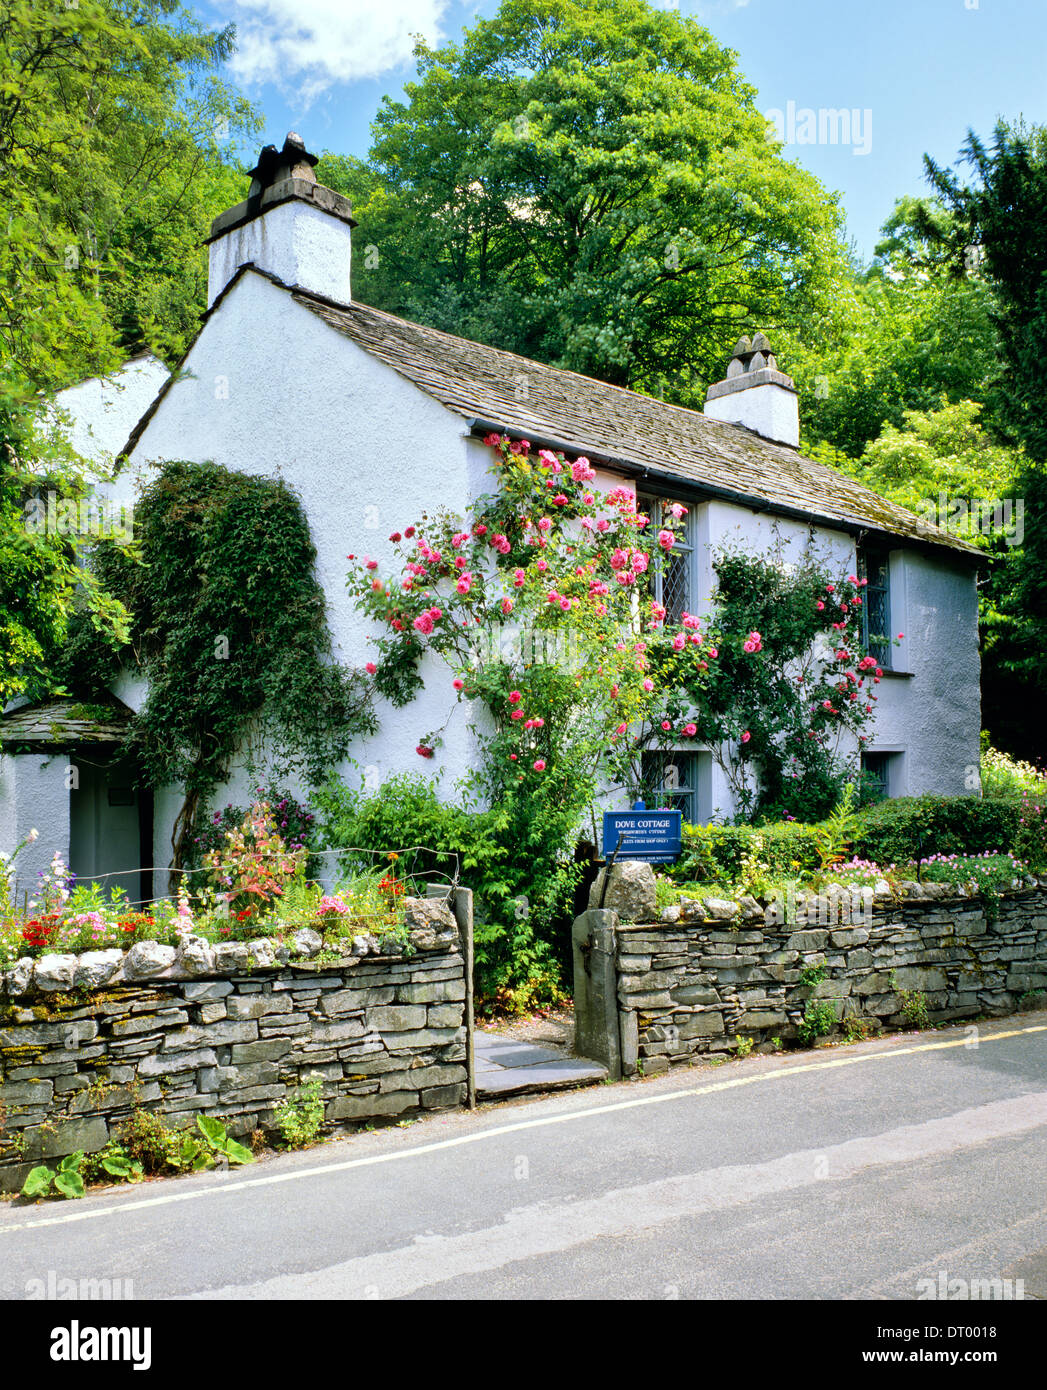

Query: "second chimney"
(703, 333), (799, 448)
(206, 132), (357, 308)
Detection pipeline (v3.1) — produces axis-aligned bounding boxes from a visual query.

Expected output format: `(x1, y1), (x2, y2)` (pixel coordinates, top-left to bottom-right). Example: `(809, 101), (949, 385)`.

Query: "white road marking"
(0, 1023), (1043, 1237)
(199, 1090), (1047, 1299)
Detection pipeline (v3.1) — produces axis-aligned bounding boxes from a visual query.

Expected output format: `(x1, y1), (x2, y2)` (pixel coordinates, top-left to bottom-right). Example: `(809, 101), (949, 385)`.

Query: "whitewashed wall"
(110, 271), (489, 874)
(49, 355), (170, 468)
(0, 755), (69, 906)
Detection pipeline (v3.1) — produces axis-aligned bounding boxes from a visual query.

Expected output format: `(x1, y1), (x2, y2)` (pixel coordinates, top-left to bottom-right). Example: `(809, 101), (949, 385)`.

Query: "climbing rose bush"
(346, 433), (719, 807)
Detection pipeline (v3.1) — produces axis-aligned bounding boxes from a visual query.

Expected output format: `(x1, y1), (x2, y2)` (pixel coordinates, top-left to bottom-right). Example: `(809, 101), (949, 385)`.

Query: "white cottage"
(2, 134), (982, 899)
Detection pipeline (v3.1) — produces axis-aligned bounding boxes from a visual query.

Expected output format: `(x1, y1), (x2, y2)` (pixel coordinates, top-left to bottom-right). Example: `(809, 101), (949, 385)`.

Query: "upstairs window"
(858, 545), (891, 667)
(638, 494), (693, 623)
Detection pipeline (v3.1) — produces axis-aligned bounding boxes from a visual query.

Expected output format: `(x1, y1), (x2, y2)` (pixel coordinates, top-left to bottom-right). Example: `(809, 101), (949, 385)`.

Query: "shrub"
(312, 774), (571, 1007)
(850, 794), (1028, 866)
(980, 742), (1047, 797)
(671, 820), (822, 885)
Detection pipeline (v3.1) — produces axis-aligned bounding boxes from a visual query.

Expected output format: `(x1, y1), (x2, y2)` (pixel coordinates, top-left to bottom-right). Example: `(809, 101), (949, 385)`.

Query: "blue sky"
(199, 0), (1047, 260)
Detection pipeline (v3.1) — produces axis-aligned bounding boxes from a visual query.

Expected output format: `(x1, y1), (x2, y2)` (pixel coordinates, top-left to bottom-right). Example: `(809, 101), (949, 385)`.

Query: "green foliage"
(917, 851), (1027, 923)
(0, 396), (132, 705)
(798, 964), (828, 989)
(850, 794), (1028, 867)
(272, 1076), (325, 1150)
(693, 549), (877, 822)
(344, 0), (846, 397)
(980, 743), (1047, 797)
(91, 460), (375, 864)
(797, 1000), (836, 1046)
(918, 121), (1047, 761)
(783, 255), (998, 461)
(891, 980), (930, 1031)
(312, 773), (568, 1007)
(0, 0), (259, 384)
(21, 1151), (85, 1201)
(811, 785), (861, 869)
(671, 820), (822, 885)
(82, 1142), (144, 1185)
(733, 1035), (754, 1058)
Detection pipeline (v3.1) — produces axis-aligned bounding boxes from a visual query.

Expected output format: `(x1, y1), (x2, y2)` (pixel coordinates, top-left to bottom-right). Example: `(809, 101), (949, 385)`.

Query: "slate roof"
(0, 697), (132, 749)
(296, 290), (980, 560)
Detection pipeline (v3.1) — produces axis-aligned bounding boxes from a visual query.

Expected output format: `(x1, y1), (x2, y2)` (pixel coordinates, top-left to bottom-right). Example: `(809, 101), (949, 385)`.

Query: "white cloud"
(227, 0), (451, 99)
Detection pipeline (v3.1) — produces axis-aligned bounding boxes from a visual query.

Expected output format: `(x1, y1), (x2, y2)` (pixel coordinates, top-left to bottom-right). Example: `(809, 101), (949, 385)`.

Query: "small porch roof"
(0, 697), (133, 752)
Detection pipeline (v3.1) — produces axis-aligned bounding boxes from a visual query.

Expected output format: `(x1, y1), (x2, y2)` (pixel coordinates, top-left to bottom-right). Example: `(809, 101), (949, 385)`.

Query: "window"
(638, 493), (693, 623)
(861, 751), (893, 802)
(858, 545), (891, 667)
(641, 750), (700, 824)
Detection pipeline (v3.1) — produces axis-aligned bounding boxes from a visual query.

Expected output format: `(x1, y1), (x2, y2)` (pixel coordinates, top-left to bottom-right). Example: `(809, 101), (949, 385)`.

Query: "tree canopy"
(330, 0), (847, 397)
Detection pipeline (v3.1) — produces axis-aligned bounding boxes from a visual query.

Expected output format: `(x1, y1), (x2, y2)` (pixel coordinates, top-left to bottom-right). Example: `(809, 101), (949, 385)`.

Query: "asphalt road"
(1, 1013), (1046, 1302)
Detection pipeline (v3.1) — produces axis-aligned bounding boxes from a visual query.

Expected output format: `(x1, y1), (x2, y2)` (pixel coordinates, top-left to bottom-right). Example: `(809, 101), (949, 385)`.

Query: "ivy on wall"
(77, 460), (374, 865)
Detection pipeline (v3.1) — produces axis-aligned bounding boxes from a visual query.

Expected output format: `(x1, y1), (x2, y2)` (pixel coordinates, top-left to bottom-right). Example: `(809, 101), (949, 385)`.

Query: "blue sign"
(602, 808), (682, 863)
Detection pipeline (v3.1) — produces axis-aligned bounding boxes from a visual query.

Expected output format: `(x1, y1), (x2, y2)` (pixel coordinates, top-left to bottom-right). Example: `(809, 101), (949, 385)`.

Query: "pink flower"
(642, 678), (654, 692)
(741, 730), (751, 743)
(683, 723), (697, 736)
(501, 597), (514, 615)
(511, 710), (525, 720)
(509, 690), (522, 704)
(672, 634), (685, 651)
(365, 661), (377, 675)
(631, 552), (649, 574)
(513, 568), (525, 587)
(583, 492), (595, 506)
(474, 524), (488, 536)
(429, 607), (442, 620)
(553, 493), (568, 506)
(560, 597), (571, 611)
(707, 646), (718, 659)
(536, 558), (549, 572)
(816, 600), (825, 611)
(537, 517), (553, 532)
(453, 678), (464, 691)
(365, 558), (378, 570)
(826, 584), (835, 593)
(668, 502), (687, 520)
(416, 745), (434, 758)
(657, 529), (675, 551)
(413, 613), (434, 635)
(596, 518), (610, 532)
(456, 574), (472, 595)
(533, 759), (546, 772)
(661, 720), (671, 731)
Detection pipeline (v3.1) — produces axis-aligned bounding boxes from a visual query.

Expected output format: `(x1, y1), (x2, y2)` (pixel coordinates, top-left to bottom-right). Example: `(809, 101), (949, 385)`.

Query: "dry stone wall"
(574, 882), (1047, 1078)
(0, 896), (468, 1191)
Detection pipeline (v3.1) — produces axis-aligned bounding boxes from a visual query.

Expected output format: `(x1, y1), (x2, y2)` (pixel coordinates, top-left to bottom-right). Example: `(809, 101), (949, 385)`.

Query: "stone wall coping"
(2, 904), (461, 1000)
(614, 878), (1047, 935)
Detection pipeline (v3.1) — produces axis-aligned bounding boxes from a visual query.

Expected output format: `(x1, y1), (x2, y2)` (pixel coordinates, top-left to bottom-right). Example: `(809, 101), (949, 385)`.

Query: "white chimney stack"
(205, 132), (356, 308)
(703, 332), (799, 448)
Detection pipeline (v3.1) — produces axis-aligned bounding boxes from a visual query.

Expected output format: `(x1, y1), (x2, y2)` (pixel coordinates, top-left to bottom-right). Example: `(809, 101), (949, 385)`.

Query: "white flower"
(27, 828), (38, 842)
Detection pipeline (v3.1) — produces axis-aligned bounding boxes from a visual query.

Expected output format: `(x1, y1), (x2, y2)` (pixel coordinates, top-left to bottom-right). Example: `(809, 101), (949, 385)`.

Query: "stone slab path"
(474, 1030), (607, 1099)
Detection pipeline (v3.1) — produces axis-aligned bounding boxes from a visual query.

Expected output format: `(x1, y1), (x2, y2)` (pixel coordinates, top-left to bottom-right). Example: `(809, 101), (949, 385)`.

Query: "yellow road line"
(2, 1022), (1044, 1235)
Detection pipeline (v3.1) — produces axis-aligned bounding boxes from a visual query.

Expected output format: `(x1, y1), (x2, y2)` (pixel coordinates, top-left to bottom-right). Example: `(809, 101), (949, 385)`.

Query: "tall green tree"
(0, 0), (258, 388)
(780, 198), (999, 461)
(334, 0), (846, 396)
(917, 122), (1047, 760)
